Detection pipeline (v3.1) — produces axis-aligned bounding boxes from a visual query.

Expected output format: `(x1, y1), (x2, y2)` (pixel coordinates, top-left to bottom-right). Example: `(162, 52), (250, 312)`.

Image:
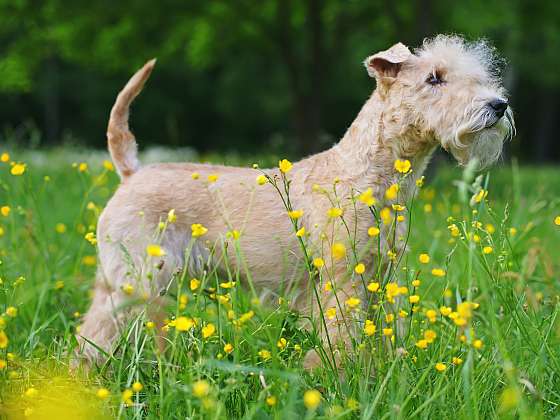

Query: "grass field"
(0, 147), (559, 419)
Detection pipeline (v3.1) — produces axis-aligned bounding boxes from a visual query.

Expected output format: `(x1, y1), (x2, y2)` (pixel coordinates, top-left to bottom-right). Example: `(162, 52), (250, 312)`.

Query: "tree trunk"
(43, 57), (60, 144)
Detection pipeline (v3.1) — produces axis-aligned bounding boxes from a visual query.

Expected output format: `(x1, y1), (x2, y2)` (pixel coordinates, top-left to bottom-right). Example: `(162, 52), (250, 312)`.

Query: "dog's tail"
(107, 59), (156, 179)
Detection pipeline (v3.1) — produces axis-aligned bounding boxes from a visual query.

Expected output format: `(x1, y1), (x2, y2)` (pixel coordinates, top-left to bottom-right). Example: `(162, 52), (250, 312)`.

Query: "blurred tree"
(0, 0), (558, 161)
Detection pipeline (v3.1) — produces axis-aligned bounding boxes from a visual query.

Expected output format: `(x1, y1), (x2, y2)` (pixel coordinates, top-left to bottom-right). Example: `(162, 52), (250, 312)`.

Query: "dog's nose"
(488, 99), (508, 118)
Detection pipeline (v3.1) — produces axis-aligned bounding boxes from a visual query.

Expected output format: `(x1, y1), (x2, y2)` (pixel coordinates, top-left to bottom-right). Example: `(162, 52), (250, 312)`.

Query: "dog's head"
(365, 34), (515, 169)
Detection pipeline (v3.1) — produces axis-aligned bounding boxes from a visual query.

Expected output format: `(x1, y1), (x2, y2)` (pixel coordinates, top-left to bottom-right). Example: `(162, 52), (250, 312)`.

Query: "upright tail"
(107, 59), (156, 179)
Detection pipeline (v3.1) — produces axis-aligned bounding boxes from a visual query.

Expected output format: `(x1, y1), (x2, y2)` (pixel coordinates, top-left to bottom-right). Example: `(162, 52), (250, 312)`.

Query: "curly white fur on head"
(415, 35), (515, 169)
(364, 34), (515, 170)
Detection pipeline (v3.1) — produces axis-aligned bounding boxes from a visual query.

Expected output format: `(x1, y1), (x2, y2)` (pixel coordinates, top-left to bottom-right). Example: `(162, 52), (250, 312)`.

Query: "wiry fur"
(107, 59), (156, 178)
(76, 35), (515, 369)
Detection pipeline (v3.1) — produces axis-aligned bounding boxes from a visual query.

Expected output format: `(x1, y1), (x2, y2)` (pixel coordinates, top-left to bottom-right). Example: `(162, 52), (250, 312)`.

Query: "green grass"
(0, 147), (559, 419)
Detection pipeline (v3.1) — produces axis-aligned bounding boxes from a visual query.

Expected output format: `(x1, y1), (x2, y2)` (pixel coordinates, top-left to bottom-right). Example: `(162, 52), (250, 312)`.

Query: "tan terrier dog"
(76, 35), (514, 368)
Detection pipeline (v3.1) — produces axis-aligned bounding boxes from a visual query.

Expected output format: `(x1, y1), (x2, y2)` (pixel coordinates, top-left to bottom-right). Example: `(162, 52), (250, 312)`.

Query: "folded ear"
(364, 42), (412, 79)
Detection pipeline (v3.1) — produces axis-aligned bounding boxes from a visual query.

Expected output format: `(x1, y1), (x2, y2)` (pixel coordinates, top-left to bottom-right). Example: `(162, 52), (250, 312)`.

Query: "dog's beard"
(451, 107), (515, 170)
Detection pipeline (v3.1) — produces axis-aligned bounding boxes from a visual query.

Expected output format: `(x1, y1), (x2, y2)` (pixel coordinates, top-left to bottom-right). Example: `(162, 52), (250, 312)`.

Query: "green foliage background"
(0, 0), (559, 160)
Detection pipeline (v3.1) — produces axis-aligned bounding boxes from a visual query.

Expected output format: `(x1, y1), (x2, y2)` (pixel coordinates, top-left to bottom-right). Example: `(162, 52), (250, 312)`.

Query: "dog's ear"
(364, 43), (412, 79)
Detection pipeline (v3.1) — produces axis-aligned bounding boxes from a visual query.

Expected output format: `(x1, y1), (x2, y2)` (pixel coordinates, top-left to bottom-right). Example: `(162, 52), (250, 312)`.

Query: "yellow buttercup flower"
(258, 349), (271, 360)
(411, 279), (421, 287)
(418, 253), (430, 264)
(367, 282), (380, 292)
(368, 226), (380, 237)
(190, 278), (200, 291)
(426, 309), (437, 323)
(146, 244), (165, 257)
(358, 188), (376, 207)
(288, 209), (303, 219)
(227, 230), (240, 240)
(167, 209), (177, 223)
(452, 357), (463, 365)
(313, 257), (324, 269)
(96, 388), (110, 399)
(224, 343), (234, 354)
(303, 389), (321, 410)
(409, 295), (420, 304)
(415, 339), (428, 349)
(473, 189), (488, 203)
(207, 174), (219, 183)
(0, 331), (8, 348)
(483, 246), (493, 254)
(82, 255), (97, 266)
(278, 159), (293, 173)
(448, 224), (460, 237)
(555, 216), (560, 226)
(266, 395), (277, 406)
(103, 160), (114, 171)
(431, 268), (446, 277)
(0, 152), (9, 162)
(202, 323), (216, 339)
(78, 162), (88, 172)
(191, 172), (200, 180)
(354, 263), (365, 274)
(394, 159), (411, 174)
(440, 306), (452, 316)
(256, 175), (267, 185)
(380, 207), (392, 224)
(10, 163), (26, 176)
(325, 307), (336, 319)
(85, 232), (97, 245)
(296, 226), (306, 237)
(364, 319), (376, 336)
(327, 207), (343, 218)
(435, 362), (447, 372)
(277, 337), (287, 349)
(175, 316), (195, 332)
(191, 223), (208, 237)
(192, 380), (210, 398)
(1, 206), (10, 217)
(382, 328), (393, 337)
(385, 184), (399, 200)
(331, 243), (346, 260)
(424, 329), (437, 343)
(345, 297), (361, 309)
(122, 283), (134, 295)
(132, 382), (143, 393)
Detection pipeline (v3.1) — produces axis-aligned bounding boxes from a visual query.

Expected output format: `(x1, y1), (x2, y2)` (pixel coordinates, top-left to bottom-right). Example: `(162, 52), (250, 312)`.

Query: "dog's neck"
(330, 89), (436, 200)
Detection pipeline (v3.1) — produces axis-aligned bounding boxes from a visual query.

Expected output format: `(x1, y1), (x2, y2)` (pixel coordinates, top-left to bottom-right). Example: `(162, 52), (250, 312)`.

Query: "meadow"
(0, 147), (559, 419)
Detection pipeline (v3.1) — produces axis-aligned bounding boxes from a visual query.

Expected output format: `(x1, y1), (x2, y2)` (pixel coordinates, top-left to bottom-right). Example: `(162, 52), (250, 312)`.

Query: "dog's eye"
(426, 71), (444, 85)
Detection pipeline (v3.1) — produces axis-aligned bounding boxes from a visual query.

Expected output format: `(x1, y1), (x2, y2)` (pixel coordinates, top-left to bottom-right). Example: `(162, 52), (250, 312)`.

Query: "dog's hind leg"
(75, 268), (129, 367)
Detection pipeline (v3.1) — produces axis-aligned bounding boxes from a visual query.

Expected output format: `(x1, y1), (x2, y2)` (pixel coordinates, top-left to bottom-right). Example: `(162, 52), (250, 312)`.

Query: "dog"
(76, 34), (515, 369)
